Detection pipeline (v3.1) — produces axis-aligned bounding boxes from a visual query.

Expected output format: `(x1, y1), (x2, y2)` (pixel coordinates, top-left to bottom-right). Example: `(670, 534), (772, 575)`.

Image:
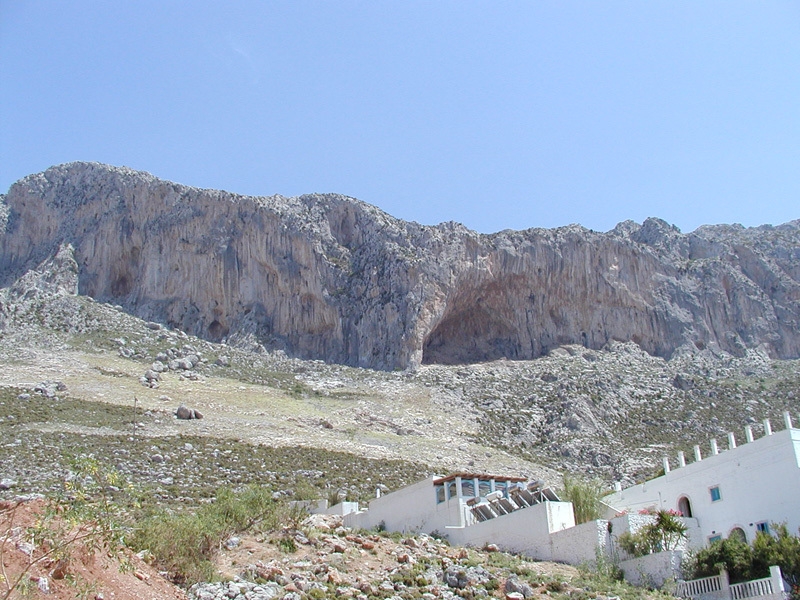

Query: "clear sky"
(1, 1), (798, 234)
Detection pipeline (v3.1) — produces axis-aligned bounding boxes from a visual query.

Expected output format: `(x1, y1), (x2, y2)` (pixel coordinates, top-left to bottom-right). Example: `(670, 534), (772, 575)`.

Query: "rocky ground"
(2, 496), (673, 600)
(2, 286), (798, 494)
(193, 513), (593, 600)
(0, 262), (800, 496)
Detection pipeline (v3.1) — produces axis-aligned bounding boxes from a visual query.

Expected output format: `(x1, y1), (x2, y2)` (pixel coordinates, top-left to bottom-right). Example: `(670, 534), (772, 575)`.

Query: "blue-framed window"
(447, 481), (457, 500)
(461, 479), (475, 497)
(709, 535), (722, 544)
(756, 522), (770, 534)
(710, 486), (721, 502)
(478, 480), (492, 498)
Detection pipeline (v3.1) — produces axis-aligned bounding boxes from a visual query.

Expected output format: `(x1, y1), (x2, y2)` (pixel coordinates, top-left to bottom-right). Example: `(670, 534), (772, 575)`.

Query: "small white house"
(343, 472), (576, 559)
(603, 412), (800, 547)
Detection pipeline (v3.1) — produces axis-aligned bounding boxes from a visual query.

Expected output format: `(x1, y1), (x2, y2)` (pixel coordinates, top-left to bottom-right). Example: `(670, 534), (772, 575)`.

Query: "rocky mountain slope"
(1, 193), (798, 486)
(2, 162), (799, 371)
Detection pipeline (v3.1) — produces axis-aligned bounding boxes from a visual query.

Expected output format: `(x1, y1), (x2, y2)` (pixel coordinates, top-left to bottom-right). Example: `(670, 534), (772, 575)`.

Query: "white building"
(343, 472), (576, 559)
(604, 412), (800, 547)
(331, 412), (799, 591)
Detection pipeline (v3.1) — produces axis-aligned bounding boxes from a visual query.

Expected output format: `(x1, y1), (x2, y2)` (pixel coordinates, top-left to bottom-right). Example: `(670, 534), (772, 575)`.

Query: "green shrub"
(617, 510), (687, 557)
(686, 525), (800, 588)
(546, 579), (566, 592)
(751, 525), (800, 592)
(561, 475), (603, 524)
(0, 455), (132, 600)
(129, 485), (278, 584)
(276, 536), (297, 553)
(690, 536), (754, 583)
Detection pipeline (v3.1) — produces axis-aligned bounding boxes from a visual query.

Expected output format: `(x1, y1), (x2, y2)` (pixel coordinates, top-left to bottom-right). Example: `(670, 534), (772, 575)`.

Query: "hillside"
(1, 166), (798, 485)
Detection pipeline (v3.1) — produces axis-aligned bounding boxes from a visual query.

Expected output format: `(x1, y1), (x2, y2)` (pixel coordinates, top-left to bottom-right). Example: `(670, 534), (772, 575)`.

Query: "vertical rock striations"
(1, 162), (798, 370)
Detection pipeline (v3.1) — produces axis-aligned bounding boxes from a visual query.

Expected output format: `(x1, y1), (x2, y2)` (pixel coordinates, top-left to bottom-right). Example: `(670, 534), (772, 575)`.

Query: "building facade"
(604, 413), (800, 546)
(343, 472), (576, 558)
(332, 412), (799, 587)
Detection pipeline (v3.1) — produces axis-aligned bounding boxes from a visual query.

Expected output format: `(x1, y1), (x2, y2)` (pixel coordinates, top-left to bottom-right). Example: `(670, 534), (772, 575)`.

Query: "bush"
(0, 455), (132, 600)
(276, 536), (297, 553)
(751, 524), (800, 592)
(688, 537), (754, 583)
(689, 524), (800, 593)
(561, 475), (604, 524)
(129, 485), (278, 584)
(131, 512), (219, 583)
(617, 510), (687, 557)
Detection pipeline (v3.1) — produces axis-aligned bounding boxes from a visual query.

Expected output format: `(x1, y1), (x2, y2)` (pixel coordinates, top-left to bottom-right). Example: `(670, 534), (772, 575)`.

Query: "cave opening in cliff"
(422, 279), (528, 365)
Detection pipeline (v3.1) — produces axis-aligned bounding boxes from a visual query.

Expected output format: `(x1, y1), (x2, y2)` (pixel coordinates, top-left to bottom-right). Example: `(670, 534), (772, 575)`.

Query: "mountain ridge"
(2, 161), (799, 370)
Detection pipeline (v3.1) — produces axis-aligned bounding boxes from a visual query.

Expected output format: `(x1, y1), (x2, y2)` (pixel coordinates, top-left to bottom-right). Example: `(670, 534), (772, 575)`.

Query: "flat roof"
(433, 473), (528, 485)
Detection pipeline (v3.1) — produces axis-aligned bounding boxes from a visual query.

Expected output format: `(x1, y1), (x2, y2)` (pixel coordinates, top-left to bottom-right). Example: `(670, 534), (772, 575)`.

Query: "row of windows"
(434, 479), (510, 503)
(676, 484), (721, 519)
(708, 522), (769, 544)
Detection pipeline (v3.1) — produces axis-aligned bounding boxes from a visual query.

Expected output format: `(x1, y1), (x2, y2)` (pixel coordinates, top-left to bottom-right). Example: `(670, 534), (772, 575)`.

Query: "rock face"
(1, 162), (799, 370)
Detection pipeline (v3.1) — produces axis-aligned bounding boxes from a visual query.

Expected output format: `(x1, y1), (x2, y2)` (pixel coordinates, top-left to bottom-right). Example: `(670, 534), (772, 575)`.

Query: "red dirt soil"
(1, 499), (186, 600)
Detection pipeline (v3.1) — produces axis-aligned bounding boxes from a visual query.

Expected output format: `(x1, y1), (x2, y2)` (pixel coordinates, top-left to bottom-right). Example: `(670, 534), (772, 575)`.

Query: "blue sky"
(1, 1), (798, 234)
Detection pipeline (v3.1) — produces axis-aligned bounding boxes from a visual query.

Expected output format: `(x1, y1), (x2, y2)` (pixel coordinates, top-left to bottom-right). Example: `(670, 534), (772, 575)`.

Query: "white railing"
(730, 577), (774, 600)
(676, 573), (723, 598)
(676, 567), (787, 600)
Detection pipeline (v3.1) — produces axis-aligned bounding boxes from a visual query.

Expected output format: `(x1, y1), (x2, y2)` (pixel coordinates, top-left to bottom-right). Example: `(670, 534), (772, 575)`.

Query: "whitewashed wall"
(550, 519), (609, 566)
(604, 427), (800, 545)
(448, 501), (575, 560)
(344, 476), (461, 533)
(322, 501), (359, 516)
(618, 551), (684, 588)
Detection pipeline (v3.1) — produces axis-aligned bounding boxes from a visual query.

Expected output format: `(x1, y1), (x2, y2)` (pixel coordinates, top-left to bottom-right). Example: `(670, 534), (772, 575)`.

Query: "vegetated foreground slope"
(1, 162), (799, 371)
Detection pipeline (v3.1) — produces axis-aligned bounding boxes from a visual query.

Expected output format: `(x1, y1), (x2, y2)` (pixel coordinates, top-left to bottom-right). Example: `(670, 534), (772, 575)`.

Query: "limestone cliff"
(1, 162), (798, 370)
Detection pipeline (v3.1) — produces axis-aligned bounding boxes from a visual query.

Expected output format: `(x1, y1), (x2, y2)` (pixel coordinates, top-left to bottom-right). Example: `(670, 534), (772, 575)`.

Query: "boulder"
(174, 405), (203, 420)
(33, 381), (65, 398)
(504, 576), (535, 599)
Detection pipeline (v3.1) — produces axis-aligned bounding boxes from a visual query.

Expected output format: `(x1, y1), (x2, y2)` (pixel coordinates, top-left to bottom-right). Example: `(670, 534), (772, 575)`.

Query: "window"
(478, 480), (492, 498)
(677, 496), (693, 518)
(461, 479), (475, 498)
(756, 522), (770, 534)
(709, 535), (722, 544)
(709, 486), (721, 502)
(729, 528), (747, 543)
(435, 485), (445, 504)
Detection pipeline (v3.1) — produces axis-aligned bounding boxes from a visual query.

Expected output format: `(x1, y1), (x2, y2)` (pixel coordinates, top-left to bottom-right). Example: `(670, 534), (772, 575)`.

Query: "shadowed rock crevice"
(423, 276), (531, 365)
